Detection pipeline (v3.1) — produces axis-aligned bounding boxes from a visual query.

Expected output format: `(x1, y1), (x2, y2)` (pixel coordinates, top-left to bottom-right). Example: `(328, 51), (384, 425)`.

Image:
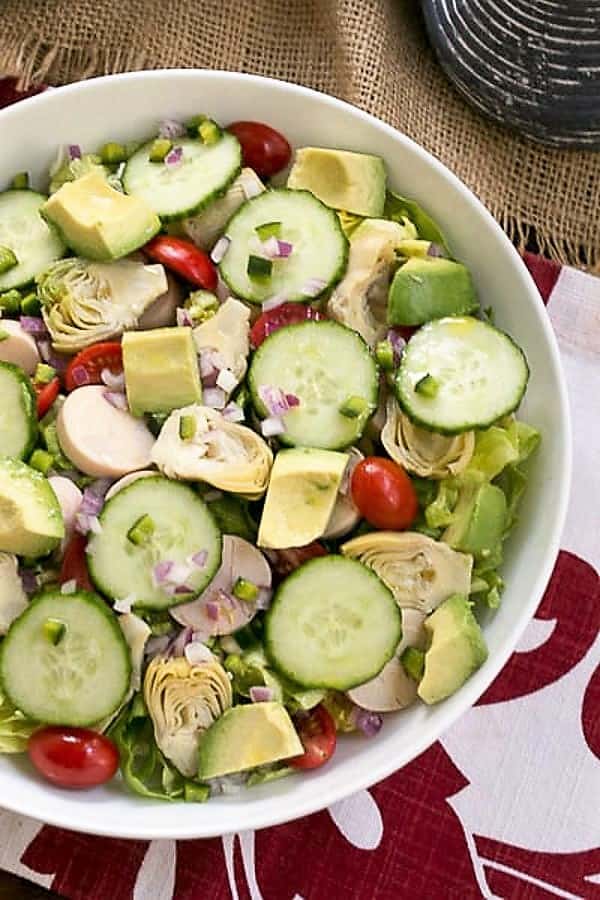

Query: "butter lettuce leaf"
(0, 689), (38, 753)
(384, 190), (450, 254)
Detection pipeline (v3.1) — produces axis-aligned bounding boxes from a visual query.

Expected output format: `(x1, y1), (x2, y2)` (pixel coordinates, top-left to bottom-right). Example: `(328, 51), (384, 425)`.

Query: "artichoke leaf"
(37, 257), (167, 352)
(181, 168), (265, 250)
(0, 553), (28, 636)
(382, 397), (475, 479)
(341, 530), (472, 613)
(328, 218), (415, 347)
(152, 404), (273, 498)
(193, 298), (251, 385)
(143, 655), (232, 777)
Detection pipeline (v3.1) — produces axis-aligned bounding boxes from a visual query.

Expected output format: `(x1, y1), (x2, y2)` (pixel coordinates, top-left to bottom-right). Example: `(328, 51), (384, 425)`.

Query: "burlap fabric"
(1, 0), (598, 269)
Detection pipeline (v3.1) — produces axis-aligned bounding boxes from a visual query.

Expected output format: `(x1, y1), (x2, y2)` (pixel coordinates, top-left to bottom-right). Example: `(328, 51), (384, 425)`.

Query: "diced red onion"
(158, 118), (186, 139)
(210, 236), (230, 264)
(190, 549), (208, 568)
(145, 635), (171, 658)
(276, 240), (293, 258)
(69, 364), (91, 387)
(114, 594), (135, 614)
(176, 307), (193, 327)
(352, 706), (383, 737)
(68, 144), (82, 160)
(174, 584), (194, 595)
(427, 242), (446, 258)
(19, 568), (38, 595)
(19, 316), (48, 335)
(203, 386), (227, 410)
(206, 600), (220, 621)
(168, 561), (193, 585)
(216, 368), (237, 393)
(164, 146), (183, 168)
(39, 343), (69, 372)
(103, 390), (129, 411)
(100, 367), (125, 390)
(222, 401), (245, 423)
(80, 487), (104, 516)
(261, 416), (286, 437)
(285, 393), (300, 408)
(153, 560), (174, 585)
(203, 489), (223, 502)
(249, 685), (274, 703)
(262, 293), (288, 312)
(60, 579), (77, 595)
(258, 385), (299, 417)
(167, 626), (194, 657)
(300, 277), (327, 298)
(387, 329), (407, 365)
(216, 275), (230, 302)
(184, 641), (213, 665)
(260, 236), (280, 259)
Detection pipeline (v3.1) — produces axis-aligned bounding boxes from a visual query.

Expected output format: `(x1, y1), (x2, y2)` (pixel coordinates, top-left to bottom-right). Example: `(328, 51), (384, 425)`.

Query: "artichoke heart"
(144, 655), (232, 777)
(37, 257), (168, 352)
(382, 397), (475, 479)
(193, 298), (250, 385)
(328, 218), (415, 347)
(181, 168), (265, 250)
(151, 404), (273, 498)
(341, 531), (472, 613)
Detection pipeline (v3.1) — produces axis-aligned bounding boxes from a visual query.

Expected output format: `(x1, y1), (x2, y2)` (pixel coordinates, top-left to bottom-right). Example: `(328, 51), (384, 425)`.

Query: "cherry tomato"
(266, 541), (328, 579)
(143, 236), (217, 292)
(33, 376), (60, 418)
(65, 342), (123, 392)
(250, 302), (325, 348)
(290, 705), (337, 770)
(351, 457), (418, 530)
(28, 726), (119, 788)
(60, 532), (93, 591)
(226, 121), (291, 179)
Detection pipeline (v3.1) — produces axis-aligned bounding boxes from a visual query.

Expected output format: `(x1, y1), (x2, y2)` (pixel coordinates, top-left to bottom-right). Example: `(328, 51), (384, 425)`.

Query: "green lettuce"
(0, 689), (38, 753)
(384, 190), (450, 254)
(225, 649), (324, 712)
(205, 494), (258, 543)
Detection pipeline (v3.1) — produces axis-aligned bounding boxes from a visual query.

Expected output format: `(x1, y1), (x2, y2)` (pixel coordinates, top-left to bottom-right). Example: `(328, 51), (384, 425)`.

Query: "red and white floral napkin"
(0, 81), (598, 900)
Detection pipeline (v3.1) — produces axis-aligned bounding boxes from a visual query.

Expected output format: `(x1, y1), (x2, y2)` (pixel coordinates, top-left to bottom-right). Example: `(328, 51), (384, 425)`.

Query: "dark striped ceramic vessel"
(422, 0), (600, 148)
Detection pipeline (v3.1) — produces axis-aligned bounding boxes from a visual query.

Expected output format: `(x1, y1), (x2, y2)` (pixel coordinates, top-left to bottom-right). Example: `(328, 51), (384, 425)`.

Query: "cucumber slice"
(0, 361), (37, 459)
(0, 589), (131, 726)
(87, 476), (222, 610)
(248, 320), (378, 450)
(265, 555), (401, 690)
(0, 190), (66, 290)
(396, 317), (529, 434)
(123, 135), (241, 221)
(219, 188), (348, 304)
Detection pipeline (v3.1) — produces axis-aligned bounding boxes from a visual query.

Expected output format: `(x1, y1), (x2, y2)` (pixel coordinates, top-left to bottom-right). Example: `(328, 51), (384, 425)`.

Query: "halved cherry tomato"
(28, 726), (119, 788)
(290, 705), (337, 770)
(266, 541), (328, 579)
(226, 121), (291, 179)
(351, 457), (418, 530)
(144, 236), (217, 292)
(60, 532), (93, 591)
(33, 376), (60, 418)
(250, 302), (325, 348)
(64, 342), (123, 392)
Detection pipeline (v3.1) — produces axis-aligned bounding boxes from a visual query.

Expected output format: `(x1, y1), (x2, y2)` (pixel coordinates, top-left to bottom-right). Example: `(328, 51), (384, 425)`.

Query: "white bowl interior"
(0, 70), (570, 839)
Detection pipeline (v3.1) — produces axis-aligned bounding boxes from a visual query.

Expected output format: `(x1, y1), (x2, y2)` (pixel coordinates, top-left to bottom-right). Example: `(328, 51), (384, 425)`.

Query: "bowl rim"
(0, 68), (572, 840)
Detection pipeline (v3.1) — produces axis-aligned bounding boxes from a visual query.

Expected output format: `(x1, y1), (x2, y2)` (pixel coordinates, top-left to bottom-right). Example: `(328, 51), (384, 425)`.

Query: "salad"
(0, 112), (539, 801)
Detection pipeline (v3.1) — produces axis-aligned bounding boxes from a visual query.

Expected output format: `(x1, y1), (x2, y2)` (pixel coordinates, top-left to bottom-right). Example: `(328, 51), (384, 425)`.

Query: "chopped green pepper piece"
(184, 290), (219, 325)
(255, 221), (282, 241)
(184, 781), (210, 803)
(0, 328), (8, 342)
(401, 646), (425, 682)
(232, 577), (259, 602)
(20, 292), (41, 316)
(0, 246), (18, 275)
(339, 395), (369, 418)
(99, 142), (128, 165)
(185, 114), (207, 135)
(414, 373), (439, 398)
(0, 290), (22, 315)
(11, 172), (29, 190)
(149, 139), (173, 163)
(29, 449), (54, 475)
(247, 255), (272, 281)
(127, 514), (156, 546)
(43, 618), (66, 646)
(179, 414), (197, 441)
(34, 363), (56, 385)
(375, 340), (394, 372)
(198, 119), (221, 145)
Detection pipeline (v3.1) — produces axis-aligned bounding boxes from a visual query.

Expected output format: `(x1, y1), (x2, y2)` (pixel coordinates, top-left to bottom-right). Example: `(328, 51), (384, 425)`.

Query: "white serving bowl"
(0, 70), (570, 840)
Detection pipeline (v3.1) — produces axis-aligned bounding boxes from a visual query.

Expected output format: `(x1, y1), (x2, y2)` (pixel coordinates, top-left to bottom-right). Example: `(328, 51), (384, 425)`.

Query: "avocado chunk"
(287, 147), (386, 217)
(42, 171), (160, 261)
(122, 327), (203, 417)
(387, 257), (478, 326)
(257, 448), (348, 549)
(418, 593), (488, 704)
(443, 479), (507, 557)
(197, 701), (303, 778)
(0, 458), (64, 557)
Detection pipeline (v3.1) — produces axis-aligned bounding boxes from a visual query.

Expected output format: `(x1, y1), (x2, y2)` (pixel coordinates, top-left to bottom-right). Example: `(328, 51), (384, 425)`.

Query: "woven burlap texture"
(1, 0), (598, 269)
